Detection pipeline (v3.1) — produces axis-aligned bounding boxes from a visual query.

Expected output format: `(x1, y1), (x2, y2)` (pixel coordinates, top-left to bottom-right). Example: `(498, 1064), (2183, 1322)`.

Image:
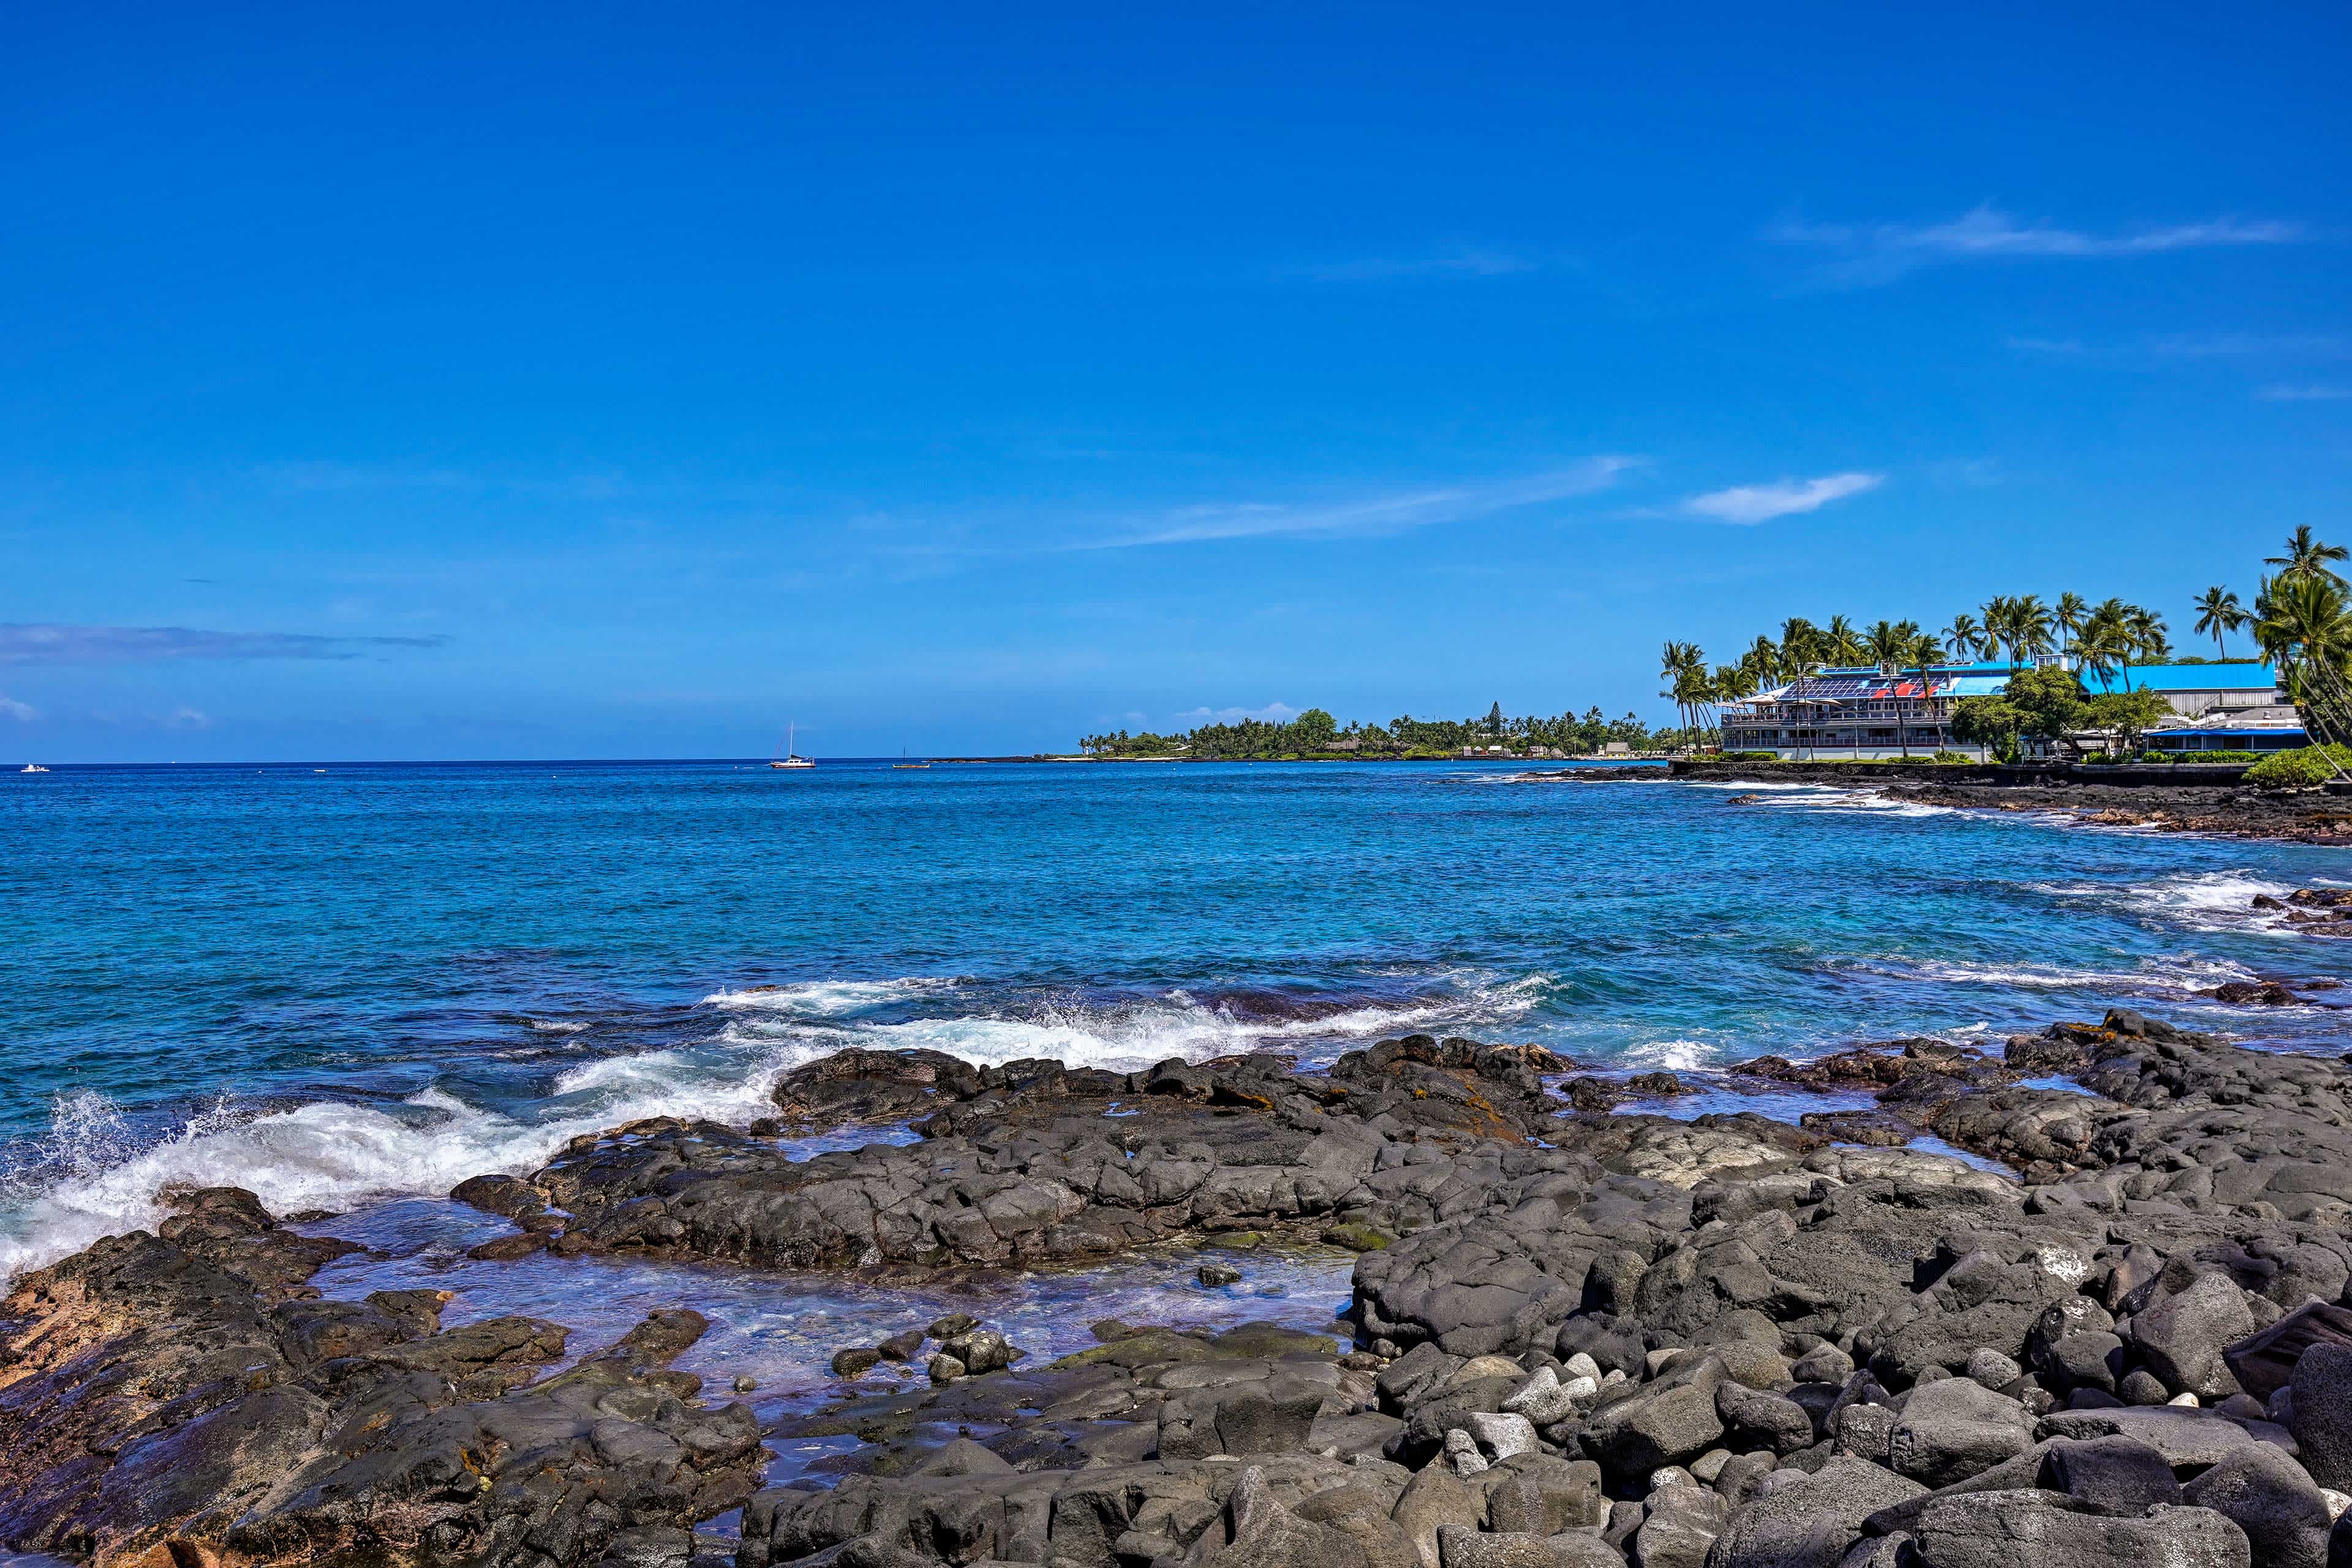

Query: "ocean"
(3, 757), (2346, 1423)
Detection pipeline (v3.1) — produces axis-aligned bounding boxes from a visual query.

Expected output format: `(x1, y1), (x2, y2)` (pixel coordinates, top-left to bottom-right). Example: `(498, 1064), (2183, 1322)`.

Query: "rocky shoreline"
(9, 1019), (2352, 1568)
(1877, 779), (2352, 845)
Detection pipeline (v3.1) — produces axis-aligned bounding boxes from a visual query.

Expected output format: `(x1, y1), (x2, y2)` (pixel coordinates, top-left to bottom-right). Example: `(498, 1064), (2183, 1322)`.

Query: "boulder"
(1160, 1374), (1329, 1459)
(1185, 1465), (1373, 1567)
(2130, 1272), (2255, 1401)
(1585, 1382), (1727, 1477)
(1906, 1488), (2250, 1568)
(2223, 1302), (2352, 1401)
(2038, 1435), (2179, 1517)
(1706, 1457), (1923, 1568)
(2182, 1441), (2334, 1568)
(1392, 1463), (1483, 1568)
(1888, 1379), (2035, 1488)
(2293, 1344), (2352, 1490)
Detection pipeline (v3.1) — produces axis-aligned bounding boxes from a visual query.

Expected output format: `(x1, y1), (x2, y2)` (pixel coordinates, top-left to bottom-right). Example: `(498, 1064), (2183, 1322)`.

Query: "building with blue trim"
(1719, 660), (2299, 760)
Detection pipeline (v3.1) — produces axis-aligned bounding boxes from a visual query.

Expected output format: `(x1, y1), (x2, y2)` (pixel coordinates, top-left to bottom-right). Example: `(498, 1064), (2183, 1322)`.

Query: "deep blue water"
(5, 756), (2350, 1277)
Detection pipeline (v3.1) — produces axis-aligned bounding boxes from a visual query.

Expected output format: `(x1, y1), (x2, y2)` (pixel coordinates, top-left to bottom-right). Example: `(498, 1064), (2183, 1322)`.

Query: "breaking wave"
(2032, 870), (2302, 935)
(1846, 953), (2259, 996)
(0, 970), (1541, 1281)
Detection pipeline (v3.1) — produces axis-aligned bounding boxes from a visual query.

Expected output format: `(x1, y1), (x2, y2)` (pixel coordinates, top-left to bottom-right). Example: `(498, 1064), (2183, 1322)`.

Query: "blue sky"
(4, 2), (2346, 760)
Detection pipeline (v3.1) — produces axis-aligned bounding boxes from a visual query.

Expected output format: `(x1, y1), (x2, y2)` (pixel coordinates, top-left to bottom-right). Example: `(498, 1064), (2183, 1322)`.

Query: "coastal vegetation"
(1081, 530), (2352, 764)
(1079, 704), (1687, 760)
(1679, 528), (2352, 761)
(2245, 742), (2352, 789)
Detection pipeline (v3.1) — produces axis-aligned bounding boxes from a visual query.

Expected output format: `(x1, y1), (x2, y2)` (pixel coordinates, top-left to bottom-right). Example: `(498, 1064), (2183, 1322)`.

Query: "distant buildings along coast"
(1719, 660), (2296, 760)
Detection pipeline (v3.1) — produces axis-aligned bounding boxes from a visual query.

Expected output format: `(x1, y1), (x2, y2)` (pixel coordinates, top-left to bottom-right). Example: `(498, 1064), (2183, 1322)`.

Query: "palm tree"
(2193, 587), (2245, 658)
(2253, 573), (2352, 749)
(1864, 619), (1907, 668)
(2077, 598), (2140, 703)
(1672, 665), (1719, 748)
(2013, 595), (2056, 663)
(1747, 635), (1783, 686)
(1659, 640), (1705, 738)
(2054, 592), (2089, 660)
(1824, 614), (1864, 666)
(2267, 526), (2350, 589)
(2125, 605), (2170, 665)
(1943, 613), (1985, 662)
(1979, 596), (2015, 665)
(1779, 618), (1820, 673)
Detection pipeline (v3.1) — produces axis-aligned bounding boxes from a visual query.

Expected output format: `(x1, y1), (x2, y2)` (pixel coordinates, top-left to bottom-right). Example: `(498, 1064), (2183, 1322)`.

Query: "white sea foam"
(1621, 1038), (1720, 1072)
(2025, 870), (2304, 936)
(527, 1018), (590, 1034)
(0, 967), (1547, 1282)
(1860, 954), (2258, 995)
(701, 977), (963, 1015)
(721, 986), (1537, 1074)
(0, 1035), (820, 1282)
(1698, 782), (1960, 819)
(2118, 871), (2299, 932)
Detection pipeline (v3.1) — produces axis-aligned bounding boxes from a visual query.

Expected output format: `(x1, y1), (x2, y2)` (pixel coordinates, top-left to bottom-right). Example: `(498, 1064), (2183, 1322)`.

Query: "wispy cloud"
(1776, 205), (2301, 285)
(2005, 336), (2085, 355)
(0, 695), (34, 721)
(1286, 251), (1539, 283)
(1171, 702), (1300, 726)
(255, 461), (635, 502)
(1683, 472), (1884, 525)
(1074, 458), (1641, 549)
(0, 625), (453, 664)
(2258, 384), (2352, 401)
(2151, 331), (2352, 360)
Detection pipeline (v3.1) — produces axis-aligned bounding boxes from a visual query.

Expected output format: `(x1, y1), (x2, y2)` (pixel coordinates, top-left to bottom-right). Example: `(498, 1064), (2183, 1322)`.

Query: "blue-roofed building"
(1719, 660), (2304, 759)
(2079, 662), (2303, 754)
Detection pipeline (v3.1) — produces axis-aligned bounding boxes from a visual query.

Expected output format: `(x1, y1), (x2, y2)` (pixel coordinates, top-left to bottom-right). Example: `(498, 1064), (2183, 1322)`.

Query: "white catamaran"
(769, 723), (814, 769)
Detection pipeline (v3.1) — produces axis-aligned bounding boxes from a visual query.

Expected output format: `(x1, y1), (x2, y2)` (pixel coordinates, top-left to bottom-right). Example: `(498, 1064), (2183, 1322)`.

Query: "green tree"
(1950, 696), (2021, 761)
(1824, 615), (1864, 665)
(2254, 571), (2352, 748)
(2085, 688), (2175, 758)
(1943, 613), (1985, 662)
(2267, 526), (2350, 589)
(2054, 591), (2089, 658)
(2193, 587), (2246, 658)
(2004, 665), (2089, 753)
(1292, 708), (1337, 752)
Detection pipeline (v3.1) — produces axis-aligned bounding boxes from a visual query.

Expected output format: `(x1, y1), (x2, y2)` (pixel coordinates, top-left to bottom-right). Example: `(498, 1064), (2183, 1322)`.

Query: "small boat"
(20, 764), (48, 773)
(892, 748), (930, 770)
(769, 722), (815, 769)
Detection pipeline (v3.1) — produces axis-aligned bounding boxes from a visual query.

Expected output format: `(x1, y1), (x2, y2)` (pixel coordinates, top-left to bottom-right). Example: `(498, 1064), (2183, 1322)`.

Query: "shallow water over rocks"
(294, 1196), (1358, 1457)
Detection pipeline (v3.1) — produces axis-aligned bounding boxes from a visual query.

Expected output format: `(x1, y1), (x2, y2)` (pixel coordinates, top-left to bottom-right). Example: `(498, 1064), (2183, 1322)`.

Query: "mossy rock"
(1203, 1231), (1267, 1251)
(1320, 1222), (1394, 1252)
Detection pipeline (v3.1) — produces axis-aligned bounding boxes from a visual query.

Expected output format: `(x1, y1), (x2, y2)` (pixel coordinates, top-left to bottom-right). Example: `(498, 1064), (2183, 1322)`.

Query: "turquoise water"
(4, 758), (2348, 1275)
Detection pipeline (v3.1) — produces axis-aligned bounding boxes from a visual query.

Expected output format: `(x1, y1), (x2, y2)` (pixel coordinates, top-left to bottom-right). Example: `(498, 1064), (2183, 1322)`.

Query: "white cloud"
(1077, 458), (1641, 549)
(1777, 205), (2300, 285)
(2256, 384), (2352, 401)
(0, 695), (34, 721)
(1683, 472), (1884, 526)
(165, 707), (213, 729)
(1172, 703), (1300, 726)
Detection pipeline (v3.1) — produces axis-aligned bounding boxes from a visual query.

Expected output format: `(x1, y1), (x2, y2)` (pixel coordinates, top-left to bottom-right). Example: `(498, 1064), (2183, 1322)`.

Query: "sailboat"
(892, 748), (929, 770)
(769, 723), (814, 769)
